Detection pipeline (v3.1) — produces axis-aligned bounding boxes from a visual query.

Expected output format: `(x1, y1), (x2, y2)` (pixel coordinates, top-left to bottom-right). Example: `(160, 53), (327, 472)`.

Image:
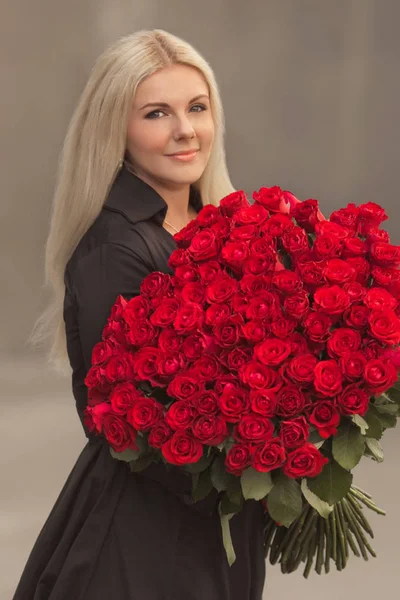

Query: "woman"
(13, 29), (266, 599)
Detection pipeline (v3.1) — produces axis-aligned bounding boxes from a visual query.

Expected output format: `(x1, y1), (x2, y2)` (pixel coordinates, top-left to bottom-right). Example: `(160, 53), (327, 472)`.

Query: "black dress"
(12, 166), (266, 600)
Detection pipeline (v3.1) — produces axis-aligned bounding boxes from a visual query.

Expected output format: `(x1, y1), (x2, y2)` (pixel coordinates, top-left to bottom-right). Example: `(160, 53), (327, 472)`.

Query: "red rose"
(241, 320), (267, 343)
(150, 296), (182, 328)
(323, 259), (356, 285)
(127, 397), (163, 431)
(313, 285), (351, 315)
(87, 387), (108, 407)
(240, 273), (273, 296)
(84, 365), (111, 395)
(297, 260), (325, 287)
(341, 237), (368, 258)
(158, 329), (182, 353)
(369, 242), (400, 267)
(124, 295), (151, 323)
(167, 372), (205, 401)
(230, 224), (260, 242)
(346, 257), (371, 285)
(288, 332), (309, 355)
(239, 361), (283, 391)
(131, 347), (162, 385)
(315, 220), (350, 240)
(279, 417), (310, 449)
(343, 282), (367, 303)
(102, 320), (127, 346)
(283, 292), (310, 320)
(233, 203), (270, 226)
(210, 216), (232, 239)
(337, 384), (370, 416)
(358, 202), (388, 226)
(276, 385), (307, 417)
(92, 340), (117, 366)
(330, 204), (360, 231)
(165, 400), (196, 430)
(233, 414), (275, 443)
(162, 431), (204, 465)
(303, 311), (332, 342)
(174, 264), (199, 283)
(309, 401), (341, 438)
(187, 229), (220, 262)
(103, 413), (139, 453)
(110, 382), (142, 415)
(213, 314), (244, 347)
(140, 272), (172, 299)
(270, 316), (296, 339)
(366, 227), (390, 244)
(339, 351), (367, 381)
(261, 213), (295, 237)
(252, 185), (288, 212)
(174, 302), (204, 333)
(86, 402), (111, 432)
(103, 354), (134, 384)
(282, 226), (309, 255)
(314, 360), (343, 396)
(148, 420), (174, 448)
(250, 389), (278, 417)
(286, 354), (318, 386)
(221, 241), (250, 272)
(343, 304), (369, 329)
(243, 250), (277, 275)
(225, 443), (254, 475)
(205, 274), (239, 303)
(196, 204), (221, 227)
(180, 282), (206, 305)
(362, 338), (385, 360)
(109, 295), (128, 321)
(363, 359), (397, 395)
(313, 233), (343, 259)
(368, 309), (400, 344)
(191, 414), (228, 445)
(198, 260), (222, 284)
(219, 190), (250, 216)
(292, 199), (323, 232)
(272, 270), (303, 295)
(246, 291), (280, 321)
(364, 287), (397, 311)
(167, 247), (191, 269)
(182, 333), (206, 360)
(254, 338), (292, 366)
(192, 390), (219, 415)
(253, 438), (287, 473)
(126, 320), (158, 347)
(372, 266), (400, 292)
(218, 386), (251, 422)
(327, 328), (361, 358)
(173, 219), (202, 249)
(205, 303), (232, 327)
(283, 443), (329, 478)
(192, 356), (223, 381)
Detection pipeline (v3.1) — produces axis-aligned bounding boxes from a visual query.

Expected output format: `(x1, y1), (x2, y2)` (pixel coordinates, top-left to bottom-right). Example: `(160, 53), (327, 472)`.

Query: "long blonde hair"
(29, 29), (235, 374)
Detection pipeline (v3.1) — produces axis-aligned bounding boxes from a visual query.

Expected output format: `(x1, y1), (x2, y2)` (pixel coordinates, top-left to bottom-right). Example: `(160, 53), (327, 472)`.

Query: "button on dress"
(12, 166), (266, 600)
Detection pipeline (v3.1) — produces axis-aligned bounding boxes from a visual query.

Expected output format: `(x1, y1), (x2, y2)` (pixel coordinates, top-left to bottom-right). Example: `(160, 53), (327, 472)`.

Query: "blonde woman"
(13, 30), (266, 599)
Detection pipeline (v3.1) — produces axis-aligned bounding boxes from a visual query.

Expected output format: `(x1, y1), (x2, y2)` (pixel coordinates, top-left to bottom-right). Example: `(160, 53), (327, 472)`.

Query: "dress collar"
(103, 164), (203, 226)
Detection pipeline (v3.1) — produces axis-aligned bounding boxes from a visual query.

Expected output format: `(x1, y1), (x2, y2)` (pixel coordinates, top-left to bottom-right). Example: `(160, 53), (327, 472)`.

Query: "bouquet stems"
(263, 485), (385, 578)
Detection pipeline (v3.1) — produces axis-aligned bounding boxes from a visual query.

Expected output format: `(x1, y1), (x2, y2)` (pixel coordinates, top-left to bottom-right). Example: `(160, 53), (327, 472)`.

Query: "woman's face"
(126, 64), (215, 189)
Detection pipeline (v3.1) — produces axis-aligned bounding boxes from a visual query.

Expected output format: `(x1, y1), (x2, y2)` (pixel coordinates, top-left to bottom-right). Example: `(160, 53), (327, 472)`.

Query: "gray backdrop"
(1, 1), (399, 598)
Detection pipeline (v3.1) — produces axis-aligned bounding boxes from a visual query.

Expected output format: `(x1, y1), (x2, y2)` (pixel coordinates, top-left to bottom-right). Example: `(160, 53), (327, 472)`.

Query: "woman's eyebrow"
(138, 94), (209, 111)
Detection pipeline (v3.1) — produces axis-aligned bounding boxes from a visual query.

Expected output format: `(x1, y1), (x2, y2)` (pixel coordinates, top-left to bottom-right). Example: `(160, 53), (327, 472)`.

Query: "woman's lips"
(167, 150), (199, 162)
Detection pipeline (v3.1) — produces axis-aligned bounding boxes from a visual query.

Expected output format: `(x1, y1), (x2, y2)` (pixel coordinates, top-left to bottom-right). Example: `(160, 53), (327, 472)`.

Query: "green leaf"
(365, 438), (384, 462)
(192, 468), (214, 502)
(308, 429), (326, 448)
(182, 453), (213, 474)
(220, 491), (242, 515)
(332, 420), (366, 470)
(240, 468), (274, 501)
(384, 387), (400, 404)
(375, 403), (399, 415)
(128, 453), (154, 472)
(351, 414), (369, 435)
(369, 404), (397, 430)
(301, 479), (333, 518)
(110, 447), (141, 462)
(218, 506), (236, 566)
(210, 455), (237, 493)
(267, 474), (303, 528)
(308, 460), (353, 504)
(363, 409), (383, 440)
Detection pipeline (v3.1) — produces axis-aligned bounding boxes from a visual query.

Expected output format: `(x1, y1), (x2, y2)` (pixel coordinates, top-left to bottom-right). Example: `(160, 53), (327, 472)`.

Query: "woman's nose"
(173, 115), (196, 139)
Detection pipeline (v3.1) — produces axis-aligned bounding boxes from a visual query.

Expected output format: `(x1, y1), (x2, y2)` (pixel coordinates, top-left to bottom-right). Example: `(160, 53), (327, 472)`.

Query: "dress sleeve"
(70, 241), (155, 372)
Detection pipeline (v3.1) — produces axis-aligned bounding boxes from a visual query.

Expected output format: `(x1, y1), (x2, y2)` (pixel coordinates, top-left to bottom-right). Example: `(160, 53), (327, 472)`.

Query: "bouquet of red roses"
(84, 186), (400, 577)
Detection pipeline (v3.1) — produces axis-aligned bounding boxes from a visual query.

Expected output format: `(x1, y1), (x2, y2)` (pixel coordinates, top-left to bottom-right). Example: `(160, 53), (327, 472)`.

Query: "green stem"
(334, 504), (347, 567)
(263, 519), (278, 560)
(269, 525), (287, 565)
(346, 494), (374, 537)
(350, 489), (386, 515)
(345, 525), (361, 558)
(281, 505), (311, 567)
(341, 500), (369, 560)
(351, 484), (372, 499)
(324, 515), (331, 574)
(330, 509), (337, 562)
(289, 513), (319, 572)
(315, 516), (325, 575)
(336, 502), (349, 560)
(303, 524), (319, 579)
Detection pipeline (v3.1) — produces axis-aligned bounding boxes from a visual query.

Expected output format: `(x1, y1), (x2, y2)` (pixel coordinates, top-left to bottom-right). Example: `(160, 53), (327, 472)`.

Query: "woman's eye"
(145, 104), (207, 119)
